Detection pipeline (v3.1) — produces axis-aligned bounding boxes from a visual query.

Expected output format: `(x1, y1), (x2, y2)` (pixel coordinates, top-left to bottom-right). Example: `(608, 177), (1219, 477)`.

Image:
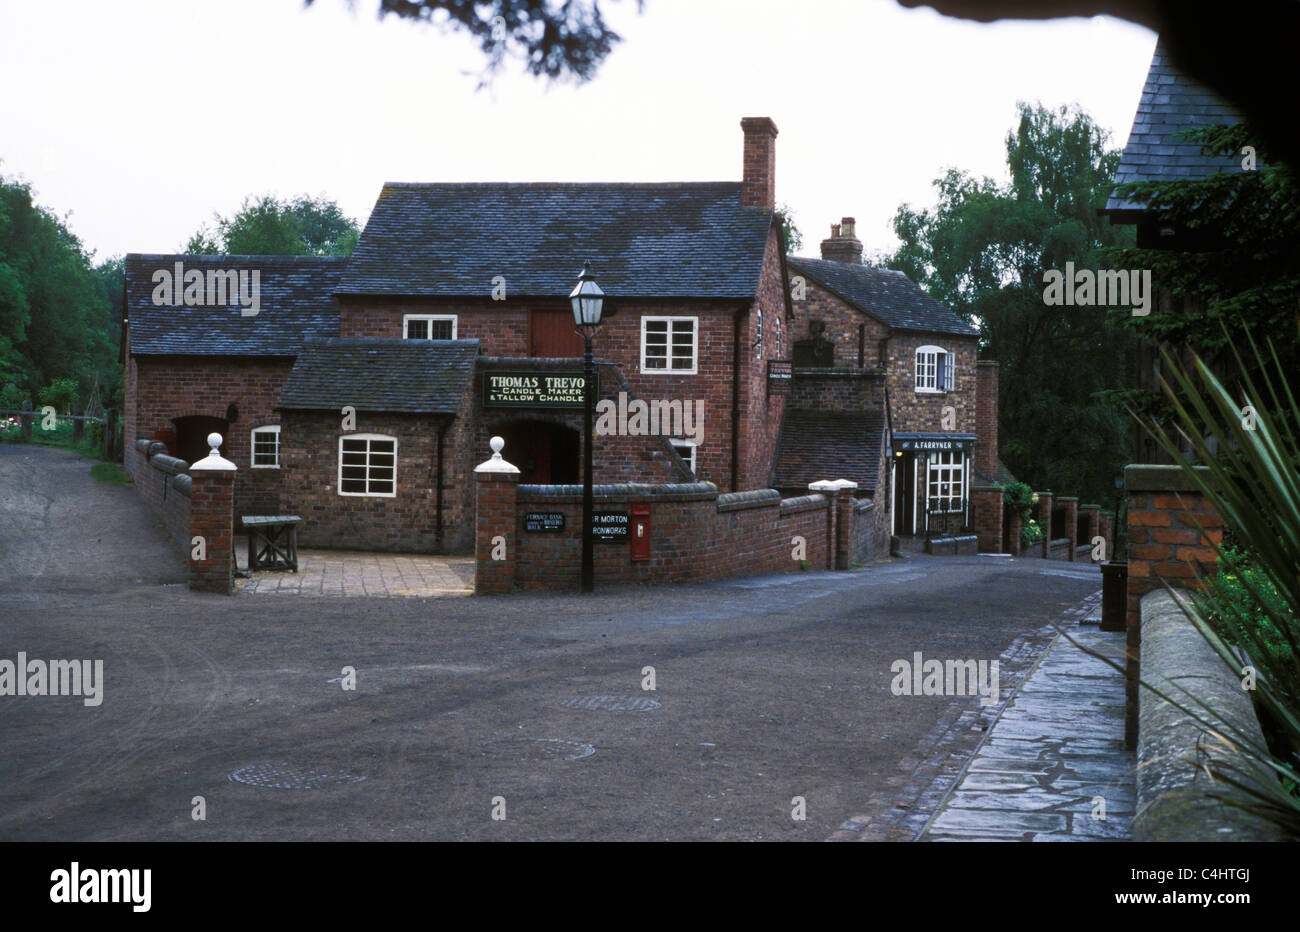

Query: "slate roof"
(340, 182), (773, 299)
(278, 338), (480, 414)
(772, 409), (887, 493)
(1105, 39), (1248, 214)
(787, 257), (977, 337)
(125, 254), (343, 355)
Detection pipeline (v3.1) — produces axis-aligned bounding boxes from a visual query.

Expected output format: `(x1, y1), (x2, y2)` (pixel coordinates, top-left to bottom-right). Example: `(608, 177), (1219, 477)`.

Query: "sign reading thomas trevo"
(484, 371), (595, 409)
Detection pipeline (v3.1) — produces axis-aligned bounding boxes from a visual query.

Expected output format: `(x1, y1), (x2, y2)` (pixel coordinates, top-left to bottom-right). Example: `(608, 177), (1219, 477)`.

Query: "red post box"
(631, 504), (650, 562)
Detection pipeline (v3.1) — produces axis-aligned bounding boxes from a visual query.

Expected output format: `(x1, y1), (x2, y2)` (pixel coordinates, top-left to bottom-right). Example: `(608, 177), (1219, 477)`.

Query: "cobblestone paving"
(919, 613), (1133, 841)
(828, 591), (1129, 842)
(234, 539), (475, 597)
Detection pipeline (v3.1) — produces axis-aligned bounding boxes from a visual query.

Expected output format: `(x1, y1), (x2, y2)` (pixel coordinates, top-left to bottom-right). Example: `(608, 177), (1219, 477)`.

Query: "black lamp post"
(570, 260), (605, 593)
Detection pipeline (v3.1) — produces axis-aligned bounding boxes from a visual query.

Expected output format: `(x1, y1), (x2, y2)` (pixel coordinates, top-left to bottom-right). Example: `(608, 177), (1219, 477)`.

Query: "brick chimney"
(820, 217), (863, 264)
(976, 360), (999, 480)
(740, 117), (778, 209)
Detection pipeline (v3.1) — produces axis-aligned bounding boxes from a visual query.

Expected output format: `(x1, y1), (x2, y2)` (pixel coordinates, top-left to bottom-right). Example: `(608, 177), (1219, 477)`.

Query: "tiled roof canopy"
(340, 182), (773, 299)
(787, 257), (977, 337)
(125, 254), (342, 355)
(277, 337), (479, 414)
(1104, 39), (1248, 215)
(773, 409), (887, 493)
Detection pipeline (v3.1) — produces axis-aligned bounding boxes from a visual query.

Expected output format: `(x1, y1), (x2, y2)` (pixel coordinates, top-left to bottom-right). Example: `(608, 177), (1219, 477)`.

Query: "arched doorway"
(492, 420), (579, 484)
(173, 415), (228, 466)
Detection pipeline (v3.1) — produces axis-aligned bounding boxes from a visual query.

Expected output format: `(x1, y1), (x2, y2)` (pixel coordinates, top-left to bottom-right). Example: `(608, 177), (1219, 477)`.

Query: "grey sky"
(0, 0), (1155, 262)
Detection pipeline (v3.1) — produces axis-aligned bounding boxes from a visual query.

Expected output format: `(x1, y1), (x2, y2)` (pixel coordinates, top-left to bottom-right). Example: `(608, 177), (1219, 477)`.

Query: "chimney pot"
(820, 213), (863, 264)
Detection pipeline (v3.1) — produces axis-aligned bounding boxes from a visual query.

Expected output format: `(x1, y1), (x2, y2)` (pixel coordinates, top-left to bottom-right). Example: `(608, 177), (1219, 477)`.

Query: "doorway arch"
(490, 419), (580, 484)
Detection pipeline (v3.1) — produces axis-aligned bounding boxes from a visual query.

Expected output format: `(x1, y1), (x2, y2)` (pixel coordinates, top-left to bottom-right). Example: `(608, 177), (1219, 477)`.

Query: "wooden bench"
(242, 515), (302, 572)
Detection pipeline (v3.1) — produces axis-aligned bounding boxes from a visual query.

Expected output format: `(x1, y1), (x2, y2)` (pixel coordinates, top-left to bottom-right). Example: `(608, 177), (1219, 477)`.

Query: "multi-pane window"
(251, 425), (280, 468)
(927, 451), (965, 512)
(755, 309), (763, 359)
(915, 345), (955, 392)
(774, 316), (782, 358)
(403, 314), (457, 340)
(338, 434), (397, 497)
(670, 439), (697, 475)
(641, 317), (698, 373)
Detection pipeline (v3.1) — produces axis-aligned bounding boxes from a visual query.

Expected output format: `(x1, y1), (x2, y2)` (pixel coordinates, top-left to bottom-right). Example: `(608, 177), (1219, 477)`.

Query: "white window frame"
(641, 316), (698, 374)
(670, 439), (698, 474)
(338, 433), (398, 498)
(926, 450), (965, 513)
(755, 308), (763, 359)
(774, 315), (782, 358)
(915, 345), (954, 393)
(403, 314), (458, 340)
(250, 425), (281, 469)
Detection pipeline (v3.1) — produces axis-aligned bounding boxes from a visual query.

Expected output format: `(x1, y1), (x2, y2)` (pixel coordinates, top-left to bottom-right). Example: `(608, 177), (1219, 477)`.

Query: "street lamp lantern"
(570, 260), (605, 593)
(569, 260), (605, 332)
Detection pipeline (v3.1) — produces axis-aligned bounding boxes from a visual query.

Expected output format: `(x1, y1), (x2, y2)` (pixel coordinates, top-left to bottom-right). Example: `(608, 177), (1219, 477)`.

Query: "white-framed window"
(641, 316), (698, 373)
(250, 425), (281, 469)
(774, 316), (782, 358)
(927, 450), (965, 512)
(755, 308), (763, 359)
(403, 314), (457, 340)
(670, 439), (697, 474)
(915, 345), (955, 392)
(338, 433), (397, 497)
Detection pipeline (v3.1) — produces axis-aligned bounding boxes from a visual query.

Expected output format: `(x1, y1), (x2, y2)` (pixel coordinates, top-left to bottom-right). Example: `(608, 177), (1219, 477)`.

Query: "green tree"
(880, 102), (1138, 505)
(183, 194), (360, 257)
(0, 175), (117, 405)
(774, 203), (803, 255)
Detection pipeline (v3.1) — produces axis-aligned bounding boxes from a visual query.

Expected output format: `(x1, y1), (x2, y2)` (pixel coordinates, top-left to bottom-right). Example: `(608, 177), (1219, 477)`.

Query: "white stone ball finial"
(475, 435), (519, 475)
(207, 432), (223, 455)
(490, 436), (505, 459)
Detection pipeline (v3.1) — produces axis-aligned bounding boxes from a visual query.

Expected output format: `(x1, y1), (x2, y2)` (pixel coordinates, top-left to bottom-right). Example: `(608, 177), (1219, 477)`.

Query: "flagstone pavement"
(234, 537), (475, 597)
(918, 617), (1134, 841)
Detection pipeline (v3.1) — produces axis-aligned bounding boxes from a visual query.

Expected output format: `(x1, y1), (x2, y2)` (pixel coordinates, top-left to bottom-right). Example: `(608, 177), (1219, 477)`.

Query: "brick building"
(779, 221), (999, 549)
(123, 116), (999, 559)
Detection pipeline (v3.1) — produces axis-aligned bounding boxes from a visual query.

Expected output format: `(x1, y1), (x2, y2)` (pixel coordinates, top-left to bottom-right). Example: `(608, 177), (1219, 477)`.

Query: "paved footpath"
(918, 609), (1134, 841)
(235, 540), (475, 598)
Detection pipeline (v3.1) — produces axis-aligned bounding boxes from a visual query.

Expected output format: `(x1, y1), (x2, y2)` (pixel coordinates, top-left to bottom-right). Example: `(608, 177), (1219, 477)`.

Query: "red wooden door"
(530, 309), (584, 357)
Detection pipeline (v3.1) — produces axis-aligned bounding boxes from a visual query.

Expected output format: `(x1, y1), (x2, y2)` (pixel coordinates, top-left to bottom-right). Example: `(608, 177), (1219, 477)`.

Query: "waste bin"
(1100, 560), (1127, 632)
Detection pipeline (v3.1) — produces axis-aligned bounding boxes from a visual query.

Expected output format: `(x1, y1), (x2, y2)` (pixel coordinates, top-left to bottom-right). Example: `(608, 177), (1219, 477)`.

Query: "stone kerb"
(188, 432), (237, 595)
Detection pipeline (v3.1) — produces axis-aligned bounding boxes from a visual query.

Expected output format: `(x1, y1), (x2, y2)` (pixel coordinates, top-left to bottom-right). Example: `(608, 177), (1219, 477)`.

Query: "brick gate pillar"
(189, 432), (237, 594)
(1006, 508), (1023, 556)
(971, 484), (1004, 552)
(1057, 496), (1079, 561)
(1123, 464), (1221, 748)
(1035, 491), (1053, 558)
(809, 480), (857, 570)
(1079, 504), (1101, 560)
(475, 436), (521, 595)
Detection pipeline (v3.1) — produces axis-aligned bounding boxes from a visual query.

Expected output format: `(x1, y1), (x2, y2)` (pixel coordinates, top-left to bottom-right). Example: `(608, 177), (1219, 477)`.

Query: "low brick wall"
(505, 482), (833, 590)
(853, 498), (880, 564)
(1134, 589), (1287, 841)
(133, 438), (192, 553)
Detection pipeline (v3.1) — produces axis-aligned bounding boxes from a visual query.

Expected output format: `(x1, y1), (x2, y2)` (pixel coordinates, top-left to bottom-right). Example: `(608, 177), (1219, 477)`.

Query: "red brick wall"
(788, 278), (889, 368)
(131, 443), (193, 557)
(278, 410), (471, 553)
(130, 355), (292, 518)
(788, 368), (886, 410)
(975, 360), (999, 479)
(886, 332), (979, 434)
(502, 484), (832, 590)
(740, 116), (778, 209)
(737, 227), (790, 490)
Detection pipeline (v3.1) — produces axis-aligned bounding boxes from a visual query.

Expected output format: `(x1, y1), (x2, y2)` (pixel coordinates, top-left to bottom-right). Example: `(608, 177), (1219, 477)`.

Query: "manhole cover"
(228, 762), (367, 789)
(483, 738), (596, 762)
(557, 695), (661, 712)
